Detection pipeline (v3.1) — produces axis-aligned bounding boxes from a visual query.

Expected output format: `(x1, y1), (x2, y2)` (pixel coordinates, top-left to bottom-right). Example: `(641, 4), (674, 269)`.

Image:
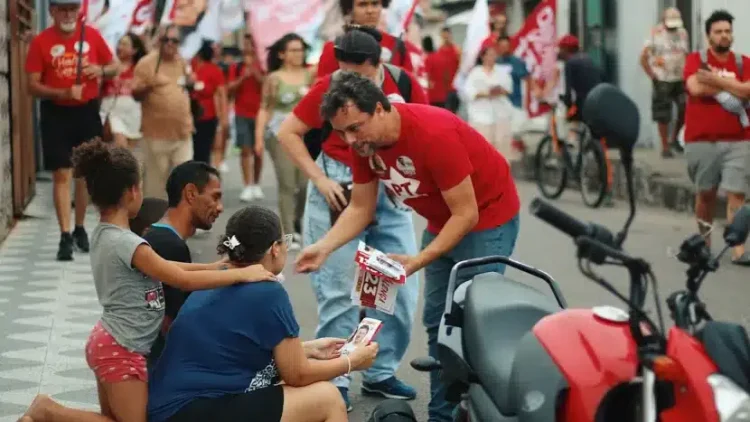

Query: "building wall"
(0, 0), (12, 243)
(616, 0), (660, 146)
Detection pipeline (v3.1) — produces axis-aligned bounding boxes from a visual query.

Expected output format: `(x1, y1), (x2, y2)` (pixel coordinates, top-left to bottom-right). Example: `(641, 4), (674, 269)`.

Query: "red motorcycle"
(411, 83), (750, 422)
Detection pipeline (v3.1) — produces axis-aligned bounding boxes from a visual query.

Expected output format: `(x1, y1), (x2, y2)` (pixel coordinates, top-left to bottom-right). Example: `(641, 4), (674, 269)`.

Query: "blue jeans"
(303, 153), (419, 388)
(422, 215), (520, 422)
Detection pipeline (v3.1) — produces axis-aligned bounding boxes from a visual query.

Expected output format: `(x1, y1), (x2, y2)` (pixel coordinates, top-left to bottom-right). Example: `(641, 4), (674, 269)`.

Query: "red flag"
(511, 0), (557, 118)
(79, 0), (90, 23)
(401, 0), (420, 33)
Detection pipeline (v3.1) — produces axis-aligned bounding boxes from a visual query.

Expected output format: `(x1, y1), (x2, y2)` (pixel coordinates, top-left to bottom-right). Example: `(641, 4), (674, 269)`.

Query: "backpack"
(305, 63), (413, 160)
(699, 49), (743, 76)
(367, 399), (418, 422)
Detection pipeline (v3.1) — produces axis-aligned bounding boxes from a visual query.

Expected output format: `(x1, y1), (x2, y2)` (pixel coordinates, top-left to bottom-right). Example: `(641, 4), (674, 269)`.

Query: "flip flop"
(731, 251), (750, 267)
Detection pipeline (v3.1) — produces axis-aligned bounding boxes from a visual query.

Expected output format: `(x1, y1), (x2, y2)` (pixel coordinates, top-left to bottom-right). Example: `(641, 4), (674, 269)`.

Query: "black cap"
(334, 26), (382, 65)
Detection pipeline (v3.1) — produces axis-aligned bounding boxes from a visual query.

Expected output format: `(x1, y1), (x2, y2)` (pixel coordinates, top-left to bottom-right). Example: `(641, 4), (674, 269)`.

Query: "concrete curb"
(510, 153), (731, 220)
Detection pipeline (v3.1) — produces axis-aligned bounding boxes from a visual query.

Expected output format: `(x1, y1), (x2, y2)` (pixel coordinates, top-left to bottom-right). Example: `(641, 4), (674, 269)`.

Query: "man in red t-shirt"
(316, 0), (413, 78)
(25, 0), (116, 261)
(278, 27), (426, 409)
(295, 72), (520, 421)
(683, 10), (750, 265)
(228, 33), (266, 202)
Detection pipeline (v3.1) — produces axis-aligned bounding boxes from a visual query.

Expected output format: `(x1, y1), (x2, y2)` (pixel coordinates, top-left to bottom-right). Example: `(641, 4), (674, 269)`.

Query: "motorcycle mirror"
(582, 83), (641, 247)
(724, 205), (750, 247)
(410, 356), (442, 372)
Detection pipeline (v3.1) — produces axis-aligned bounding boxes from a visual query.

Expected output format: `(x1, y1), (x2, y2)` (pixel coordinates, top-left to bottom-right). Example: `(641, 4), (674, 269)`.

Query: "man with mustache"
(25, 0), (118, 261)
(683, 9), (750, 266)
(296, 72), (520, 422)
(278, 27), (426, 411)
(144, 161), (224, 367)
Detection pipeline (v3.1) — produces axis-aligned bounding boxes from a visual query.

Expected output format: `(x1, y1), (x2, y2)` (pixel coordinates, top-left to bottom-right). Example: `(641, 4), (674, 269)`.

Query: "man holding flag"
(25, 0), (118, 261)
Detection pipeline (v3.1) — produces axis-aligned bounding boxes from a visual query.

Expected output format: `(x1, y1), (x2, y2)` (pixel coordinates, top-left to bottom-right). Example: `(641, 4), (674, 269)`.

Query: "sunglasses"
(161, 37), (180, 44)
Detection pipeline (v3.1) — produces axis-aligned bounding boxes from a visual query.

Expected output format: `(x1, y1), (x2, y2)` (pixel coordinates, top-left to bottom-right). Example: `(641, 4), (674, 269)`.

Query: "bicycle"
(533, 100), (612, 208)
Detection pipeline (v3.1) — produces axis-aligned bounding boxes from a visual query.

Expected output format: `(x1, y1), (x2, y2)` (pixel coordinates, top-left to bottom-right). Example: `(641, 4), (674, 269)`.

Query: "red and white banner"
(512, 0), (557, 118)
(245, 0), (326, 70)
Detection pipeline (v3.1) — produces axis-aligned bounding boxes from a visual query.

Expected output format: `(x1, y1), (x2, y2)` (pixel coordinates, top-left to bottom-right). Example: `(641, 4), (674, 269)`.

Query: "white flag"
(453, 0), (490, 95)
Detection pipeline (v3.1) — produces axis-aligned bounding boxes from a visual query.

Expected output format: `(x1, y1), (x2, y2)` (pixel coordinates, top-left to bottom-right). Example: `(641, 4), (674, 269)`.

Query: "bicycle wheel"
(579, 139), (609, 208)
(534, 135), (568, 200)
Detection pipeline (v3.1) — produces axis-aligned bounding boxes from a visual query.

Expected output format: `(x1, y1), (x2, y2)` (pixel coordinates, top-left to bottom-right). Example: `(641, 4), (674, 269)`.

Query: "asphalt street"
(182, 158), (750, 421)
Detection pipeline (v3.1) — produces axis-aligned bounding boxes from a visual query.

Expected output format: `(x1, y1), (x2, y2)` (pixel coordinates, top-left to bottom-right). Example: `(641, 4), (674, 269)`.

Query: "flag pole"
(75, 0), (89, 85)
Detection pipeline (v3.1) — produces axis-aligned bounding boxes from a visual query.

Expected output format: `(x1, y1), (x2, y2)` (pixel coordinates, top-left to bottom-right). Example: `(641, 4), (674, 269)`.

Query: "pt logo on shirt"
(382, 167), (425, 205)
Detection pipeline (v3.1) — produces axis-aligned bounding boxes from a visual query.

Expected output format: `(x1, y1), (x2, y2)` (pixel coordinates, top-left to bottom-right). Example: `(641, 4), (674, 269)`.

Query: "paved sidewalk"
(0, 182), (100, 420)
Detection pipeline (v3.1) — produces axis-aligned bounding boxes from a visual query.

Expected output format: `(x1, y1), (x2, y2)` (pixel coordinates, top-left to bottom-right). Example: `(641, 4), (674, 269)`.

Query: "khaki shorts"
(686, 141), (750, 194)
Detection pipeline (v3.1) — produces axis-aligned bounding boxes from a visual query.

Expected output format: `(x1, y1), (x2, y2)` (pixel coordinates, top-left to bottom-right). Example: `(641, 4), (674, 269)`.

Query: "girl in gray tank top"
(19, 140), (276, 422)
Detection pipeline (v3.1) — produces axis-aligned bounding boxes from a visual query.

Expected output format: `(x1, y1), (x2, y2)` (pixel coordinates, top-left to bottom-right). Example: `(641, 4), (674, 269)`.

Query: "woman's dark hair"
(122, 32), (147, 65)
(197, 39), (215, 62)
(217, 206), (283, 264)
(266, 33), (309, 72)
(422, 36), (434, 53)
(72, 139), (140, 209)
(705, 9), (733, 35)
(339, 0), (391, 17)
(129, 198), (169, 237)
(476, 45), (495, 66)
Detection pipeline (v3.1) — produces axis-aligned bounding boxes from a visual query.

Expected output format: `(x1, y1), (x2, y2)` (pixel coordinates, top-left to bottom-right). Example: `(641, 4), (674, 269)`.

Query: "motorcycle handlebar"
(530, 198), (591, 240)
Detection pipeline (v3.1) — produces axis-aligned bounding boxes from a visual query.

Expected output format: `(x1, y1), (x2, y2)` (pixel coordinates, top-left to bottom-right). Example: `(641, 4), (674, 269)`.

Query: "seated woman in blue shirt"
(147, 205), (379, 422)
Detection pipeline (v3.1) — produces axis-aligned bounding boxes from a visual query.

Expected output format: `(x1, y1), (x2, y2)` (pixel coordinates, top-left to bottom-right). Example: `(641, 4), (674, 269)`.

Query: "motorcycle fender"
(533, 308), (639, 422)
(660, 327), (720, 422)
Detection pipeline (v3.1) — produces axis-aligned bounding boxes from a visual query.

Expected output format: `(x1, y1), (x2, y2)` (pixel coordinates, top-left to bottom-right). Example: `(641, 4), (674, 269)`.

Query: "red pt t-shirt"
(316, 32), (414, 78)
(229, 62), (263, 119)
(191, 62), (226, 121)
(102, 65), (134, 97)
(683, 50), (750, 142)
(293, 69), (427, 166)
(25, 24), (114, 106)
(351, 103), (520, 233)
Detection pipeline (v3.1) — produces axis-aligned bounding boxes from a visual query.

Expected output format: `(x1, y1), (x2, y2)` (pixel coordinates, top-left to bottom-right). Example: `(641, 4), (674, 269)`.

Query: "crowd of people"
(15, 0), (750, 420)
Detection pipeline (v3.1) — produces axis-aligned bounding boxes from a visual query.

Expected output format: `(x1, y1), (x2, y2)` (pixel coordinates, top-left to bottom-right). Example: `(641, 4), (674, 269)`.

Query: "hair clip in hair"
(223, 235), (241, 250)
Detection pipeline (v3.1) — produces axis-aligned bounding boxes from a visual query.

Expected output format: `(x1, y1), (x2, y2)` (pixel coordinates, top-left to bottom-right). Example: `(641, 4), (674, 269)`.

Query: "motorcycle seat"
(463, 271), (562, 415)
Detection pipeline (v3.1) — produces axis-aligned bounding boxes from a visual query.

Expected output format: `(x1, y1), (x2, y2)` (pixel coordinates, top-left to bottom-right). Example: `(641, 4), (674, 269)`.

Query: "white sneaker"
(251, 185), (265, 199)
(293, 233), (302, 245)
(219, 162), (229, 173)
(289, 240), (301, 251)
(239, 186), (254, 202)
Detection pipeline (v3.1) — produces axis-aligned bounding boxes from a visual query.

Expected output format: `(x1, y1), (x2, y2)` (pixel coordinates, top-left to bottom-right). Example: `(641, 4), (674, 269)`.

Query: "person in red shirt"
(316, 0), (413, 78)
(100, 33), (147, 149)
(190, 40), (227, 164)
(422, 36), (449, 107)
(683, 9), (750, 265)
(437, 27), (461, 112)
(277, 27), (426, 410)
(25, 0), (117, 261)
(295, 72), (520, 421)
(228, 33), (266, 202)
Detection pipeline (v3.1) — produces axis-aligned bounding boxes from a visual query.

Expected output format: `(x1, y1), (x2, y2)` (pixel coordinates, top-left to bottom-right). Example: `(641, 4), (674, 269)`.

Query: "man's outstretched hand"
(295, 243), (330, 273)
(387, 254), (420, 277)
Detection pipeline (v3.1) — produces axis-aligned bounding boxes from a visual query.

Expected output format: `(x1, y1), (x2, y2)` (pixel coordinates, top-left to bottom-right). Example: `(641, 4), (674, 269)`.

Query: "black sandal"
(731, 251), (750, 267)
